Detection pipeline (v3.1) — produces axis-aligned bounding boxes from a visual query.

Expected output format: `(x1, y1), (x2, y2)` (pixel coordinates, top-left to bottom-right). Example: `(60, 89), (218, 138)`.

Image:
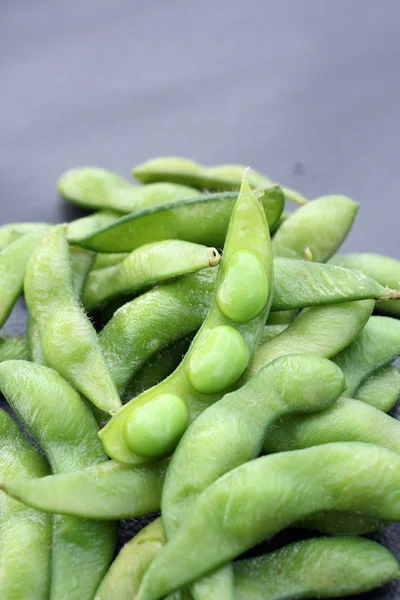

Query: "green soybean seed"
(94, 518), (166, 600)
(124, 394), (189, 457)
(0, 409), (51, 600)
(132, 156), (307, 205)
(217, 250), (269, 322)
(188, 326), (249, 394)
(83, 241), (220, 312)
(58, 166), (200, 212)
(355, 365), (400, 412)
(137, 443), (400, 600)
(332, 315), (400, 399)
(234, 537), (400, 600)
(329, 252), (400, 317)
(0, 335), (29, 361)
(99, 174), (274, 463)
(67, 188), (284, 252)
(0, 460), (167, 520)
(272, 195), (359, 263)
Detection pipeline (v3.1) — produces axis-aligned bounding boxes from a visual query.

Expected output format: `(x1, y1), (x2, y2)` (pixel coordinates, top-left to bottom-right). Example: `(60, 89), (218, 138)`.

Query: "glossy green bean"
(0, 409), (51, 599)
(94, 518), (166, 600)
(0, 231), (44, 327)
(0, 222), (50, 251)
(0, 360), (116, 600)
(355, 365), (400, 411)
(0, 460), (167, 519)
(163, 355), (345, 538)
(248, 300), (374, 379)
(329, 252), (400, 317)
(332, 316), (400, 398)
(272, 195), (359, 262)
(83, 241), (219, 312)
(133, 156), (307, 205)
(234, 537), (400, 600)
(68, 187), (284, 252)
(100, 176), (274, 462)
(0, 335), (29, 361)
(59, 166), (200, 212)
(137, 442), (400, 600)
(24, 226), (121, 413)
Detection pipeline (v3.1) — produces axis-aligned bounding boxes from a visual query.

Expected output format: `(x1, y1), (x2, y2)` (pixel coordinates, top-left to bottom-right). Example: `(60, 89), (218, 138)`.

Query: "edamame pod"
(58, 166), (200, 212)
(66, 209), (120, 240)
(68, 187), (284, 252)
(0, 460), (167, 519)
(0, 360), (117, 600)
(137, 443), (400, 600)
(133, 156), (307, 204)
(0, 335), (29, 361)
(0, 230), (44, 327)
(0, 222), (50, 251)
(272, 195), (359, 262)
(100, 174), (274, 463)
(24, 226), (121, 413)
(248, 300), (374, 379)
(332, 316), (400, 398)
(234, 537), (400, 600)
(0, 409), (51, 600)
(83, 241), (220, 312)
(92, 251), (129, 270)
(330, 252), (400, 317)
(94, 518), (166, 600)
(355, 365), (400, 412)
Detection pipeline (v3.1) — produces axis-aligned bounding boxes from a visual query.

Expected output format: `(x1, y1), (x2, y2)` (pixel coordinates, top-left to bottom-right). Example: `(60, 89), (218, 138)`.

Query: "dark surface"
(1, 0), (400, 597)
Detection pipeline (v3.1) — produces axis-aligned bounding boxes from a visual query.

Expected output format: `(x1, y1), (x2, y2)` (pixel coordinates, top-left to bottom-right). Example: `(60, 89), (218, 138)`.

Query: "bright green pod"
(58, 166), (200, 212)
(188, 325), (249, 394)
(329, 252), (400, 317)
(92, 252), (129, 270)
(83, 241), (220, 312)
(272, 195), (359, 263)
(124, 394), (188, 457)
(217, 250), (269, 322)
(68, 188), (284, 252)
(234, 537), (400, 600)
(94, 518), (166, 600)
(66, 210), (121, 240)
(332, 316), (400, 398)
(133, 156), (307, 204)
(355, 365), (400, 412)
(0, 335), (29, 361)
(0, 222), (50, 251)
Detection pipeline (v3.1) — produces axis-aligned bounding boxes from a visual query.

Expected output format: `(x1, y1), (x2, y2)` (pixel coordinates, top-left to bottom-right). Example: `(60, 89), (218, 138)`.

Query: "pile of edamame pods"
(1, 156), (400, 599)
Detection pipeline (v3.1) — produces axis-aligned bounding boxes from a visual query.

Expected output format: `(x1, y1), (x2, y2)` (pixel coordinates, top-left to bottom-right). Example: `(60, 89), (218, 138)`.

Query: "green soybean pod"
(355, 365), (400, 411)
(0, 360), (117, 600)
(67, 187), (284, 252)
(0, 230), (44, 328)
(82, 241), (220, 312)
(332, 316), (400, 399)
(92, 252), (129, 270)
(0, 409), (51, 600)
(0, 335), (29, 361)
(58, 166), (200, 212)
(329, 252), (400, 317)
(66, 210), (121, 240)
(234, 537), (400, 600)
(99, 174), (274, 463)
(0, 460), (167, 519)
(24, 226), (121, 414)
(94, 518), (166, 600)
(272, 195), (359, 263)
(133, 156), (307, 205)
(0, 222), (50, 251)
(248, 300), (374, 379)
(137, 443), (400, 600)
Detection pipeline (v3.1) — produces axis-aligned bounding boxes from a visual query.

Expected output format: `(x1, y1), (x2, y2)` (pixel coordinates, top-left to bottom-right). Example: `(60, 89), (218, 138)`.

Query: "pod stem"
(208, 248), (221, 267)
(378, 289), (400, 301)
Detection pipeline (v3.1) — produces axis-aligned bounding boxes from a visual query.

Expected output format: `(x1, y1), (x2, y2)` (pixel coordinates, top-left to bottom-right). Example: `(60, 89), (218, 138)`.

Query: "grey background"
(1, 1), (400, 598)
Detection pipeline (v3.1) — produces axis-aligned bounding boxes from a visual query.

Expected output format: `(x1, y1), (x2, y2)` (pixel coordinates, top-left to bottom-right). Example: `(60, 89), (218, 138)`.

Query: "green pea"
(188, 326), (249, 394)
(124, 394), (188, 457)
(217, 250), (269, 322)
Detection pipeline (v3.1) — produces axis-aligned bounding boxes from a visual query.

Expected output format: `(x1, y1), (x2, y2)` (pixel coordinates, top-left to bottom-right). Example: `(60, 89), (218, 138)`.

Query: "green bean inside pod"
(99, 173), (274, 463)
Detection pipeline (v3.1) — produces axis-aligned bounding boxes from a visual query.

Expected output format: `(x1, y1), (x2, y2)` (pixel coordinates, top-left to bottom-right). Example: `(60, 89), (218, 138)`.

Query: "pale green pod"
(355, 365), (400, 412)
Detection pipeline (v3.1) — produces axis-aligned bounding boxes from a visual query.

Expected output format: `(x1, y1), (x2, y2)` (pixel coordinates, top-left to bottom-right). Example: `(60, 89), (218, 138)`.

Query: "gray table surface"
(1, 0), (400, 597)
